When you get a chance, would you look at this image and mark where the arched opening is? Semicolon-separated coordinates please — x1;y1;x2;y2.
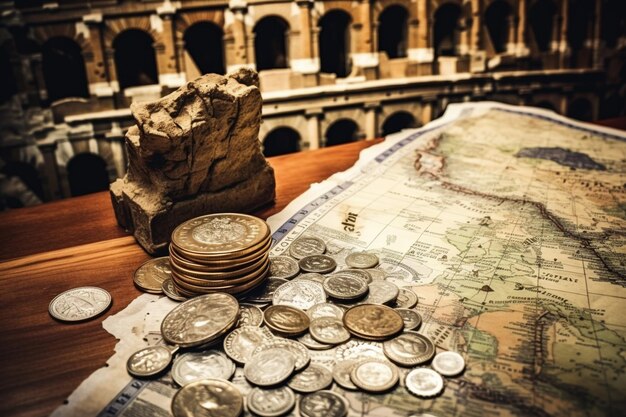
567;0;594;51
0;42;17;103
113;29;158;90
254;16;289;71
262;127;301;157
534;100;558;112
567;98;593;121
183;22;225;75
319;10;352;77
382;112;419;137
602;0;625;49
485;1;513;54
66;153;110;197
434;3;463;57
325;119;360;146
41;37;89;102
378;6;409;59
529;0;557;52
0;162;44;200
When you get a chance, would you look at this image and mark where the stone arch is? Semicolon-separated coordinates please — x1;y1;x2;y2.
381;111;419;136
112;29;159;90
182;21;225;76
377;5;409;59
528;0;558;53
262;127;301;157
318;9;353;78
66;152;110;197
41;37;89;102
433;2;463;57
325;118;361;146
567;97;593;121
31;23;92;55
567;0;594;51
104;16;160;46
484;0;514;54
254;15;290;71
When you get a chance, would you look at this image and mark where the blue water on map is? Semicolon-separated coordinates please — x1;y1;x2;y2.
515;147;606;170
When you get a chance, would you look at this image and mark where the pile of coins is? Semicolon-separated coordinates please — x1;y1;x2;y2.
167;214;272;298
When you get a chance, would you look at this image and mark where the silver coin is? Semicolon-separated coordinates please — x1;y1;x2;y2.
293;272;326;284
287;363;333;393
126;345;172;378
307;302;344;320
237;303;264;327
223;325;274;364
289;236;326;259
350;358;399;392
323;273;369;300
162;278;187;302
298;333;334;350
171;349;235;386
335;339;385;361
161;293;239;347
431;351;465;376
395;308;422;330
299;390;348;417
383;331;436;366
48;286;111;322
394;288;418;308
246;277;289;303
364;268;386;280
362;280;399;305
338;268;372;284
253;338;311;371
247;386;296;417
345;252;379;269
332;359;358;390
171;378;243;417
299;254;337;274
309;317;351;345
244;348;296;386
272;280;326;310
269;256;300;279
405;368;444;397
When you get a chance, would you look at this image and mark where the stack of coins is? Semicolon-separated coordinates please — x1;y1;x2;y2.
168;213;272;298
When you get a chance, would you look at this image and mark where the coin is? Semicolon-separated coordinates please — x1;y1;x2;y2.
293;272;327;284
405;368;444;397
171;378;243;417
299;390;348;417
395;308;422;330
299;254;337;274
126;345;172;378
394;288;418;308
244;347;296;386
382;331;435;366
263;305;310;336
161;293;239;347
332;359;358;390
340;268;373;284
432;351;465;376
169;252;268;281
350;358;399;392
345;252;379;269
289;236;326;259
245;277;289;303
48;286;111;322
323;273;369;300
287;363;333;393
362;280;399;305
133;257;171;293
170;237;271;265
272;280;326;310
307;302;344;320
343;304;404;340
253;338;311;371
298;333;333;350
309;317;351;344
171;349;235;386
335;339;385;361
269;256;300;279
171;261;269;292
237;303;264;327
223;326;274;364
162;278;187;301
364;268;386;280
247;386;296;417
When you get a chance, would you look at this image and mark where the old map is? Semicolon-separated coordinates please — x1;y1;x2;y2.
53;102;626;417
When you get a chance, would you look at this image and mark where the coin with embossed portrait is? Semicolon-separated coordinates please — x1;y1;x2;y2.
223;325;274;364
405;368;444;398
289;236;326;259
323;273;369;300
432;351;465;376
350;358;399;392
133;257;171;294
395;308;422;330
287;363;333;393
272;280;326;310
236;303;264;327
48;286;111;322
269;256;300;279
263;305;310;336
299;390;348;417
343;304;404;340
247;386;296;417
345;252;379;269
244;347;296;386
362;280;399;305
299;254;337;274
171;349;235;386
253;337;311;371
171;378;243;417
393;288;418;308
339;268;373;284
382;331;435;366
307;302;344;320
332;359;359;390
309;317;350;344
126;345;173;378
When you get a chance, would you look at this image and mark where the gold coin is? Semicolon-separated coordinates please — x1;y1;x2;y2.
170;253;269;280
343;304;404;341
171;260;270;288
172;265;270;295
169;239;271;270
133;257;171;293
263;305;310;336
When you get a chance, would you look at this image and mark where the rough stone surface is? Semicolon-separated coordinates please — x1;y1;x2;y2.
110;69;276;254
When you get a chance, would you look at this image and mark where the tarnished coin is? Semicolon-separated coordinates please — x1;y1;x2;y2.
343;304;404;340
263;305;310;336
382;331;435;366
253;338;311;370
287;364;333;393
362;280;399;305
161;292;239;347
405;368;444;398
298;333;333;350
133;257;171;293
299;390;348;417
340;268;373;284
394;288;418;308
171;378;243;417
245;277;288;303
345;252;379;269
395;308;422;330
309;317;351;344
244;347;296;386
323;273;369;300
432;351;465;376
126;345;172;378
247;386;296;417
171;350;235;386
289;236;326;259
272;280;326;310
333;359;358;390
269;256;300;279
237;303;264;327
223;326;274;364
364;268;386;281
350;358;399;392
293;272;326;284
299;255;337;274
162;278;187;302
307;302;344;320
48;286;111;322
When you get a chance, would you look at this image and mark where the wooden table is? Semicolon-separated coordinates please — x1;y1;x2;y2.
0;139;382;417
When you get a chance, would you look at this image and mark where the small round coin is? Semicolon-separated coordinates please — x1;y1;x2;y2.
332;359;359;390
299;390;348;417
343;304;404;340
364;268;386;281
298;333;333;350
340;268;373;284
162;278;187;301
263;305;310;336
48;286;111;322
126;345;172;378
237;303;264;327
133;257;171;293
223;325;274;364
323;273;369;300
299;254;337;274
432;351;466;376
405;368;444;398
269;256;300;279
394;288;418;308
272;280;326;310
289;236;326;259
309;317;351;344
307;302;344;320
244;348;296;386
247;386;296;417
383;331;435;366
287;363;333;393
345;252;379;269
395;308;423;330
362;280;399;305
171;378;243;417
245;277;289;303
253;338;311;371
350;358;399;392
171;350;235;386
